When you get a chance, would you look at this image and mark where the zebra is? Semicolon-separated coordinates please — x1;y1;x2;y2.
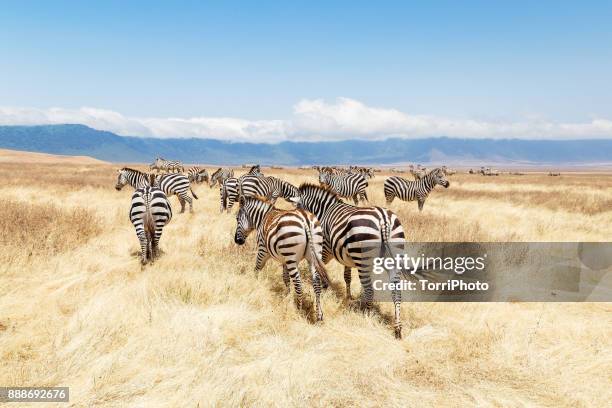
115;168;198;213
239;175;299;204
350;166;374;179
150;157;184;173
441;166;456;176
220;177;239;213
129;182;172;266
209;168;235;188
234;196;329;321
383;168;450;211
408;165;426;180
318;172;368;205
149;157;166;173
187;166;209;184
290;183;406;338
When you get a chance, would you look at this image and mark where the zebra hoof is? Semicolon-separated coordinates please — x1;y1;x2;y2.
394;327;402;339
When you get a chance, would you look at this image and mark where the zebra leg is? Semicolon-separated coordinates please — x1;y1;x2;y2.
182;193;193;212
282;265;291;295
137;231;148;265
357;267;374;309
178;196;186;213
152;231;162;260
385;190;395;205
344;267;352;299
187;196;193;212
287;263;303;310
390;270;402;339
254;251;270;278
311;262;323;321
418;198;425;211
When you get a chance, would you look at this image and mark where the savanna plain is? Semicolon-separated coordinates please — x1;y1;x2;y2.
1;153;611;407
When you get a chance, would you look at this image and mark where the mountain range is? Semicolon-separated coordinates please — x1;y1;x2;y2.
1;124;611;166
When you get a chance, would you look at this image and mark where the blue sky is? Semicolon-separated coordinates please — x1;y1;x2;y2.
1;1;611;141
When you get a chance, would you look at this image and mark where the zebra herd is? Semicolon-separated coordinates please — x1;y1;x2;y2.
115;160;451;338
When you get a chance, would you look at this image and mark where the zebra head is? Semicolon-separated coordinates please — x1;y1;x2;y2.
430;168;450;188
318;171;330;185
234;206;251;245
234;196;259;245
115;169;129;190
209;168;222;188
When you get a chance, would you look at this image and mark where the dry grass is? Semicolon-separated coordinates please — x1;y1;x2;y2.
0;162;611;407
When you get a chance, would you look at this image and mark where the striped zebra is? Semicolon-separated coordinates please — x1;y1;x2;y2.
115;167;198;213
383;168;450;211
219;177;239;213
129;183;172;266
187;166;209;184
234;196;329;321
408;165;426;180
318;172;368;205
350;166;374;179
291;183;406;338
209;168;235;188
239;175;299;204
150;157;184;173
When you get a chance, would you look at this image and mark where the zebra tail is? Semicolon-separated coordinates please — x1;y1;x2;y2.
190;187;199;199
144;200;155;259
305;219;330;286
221;183;228;212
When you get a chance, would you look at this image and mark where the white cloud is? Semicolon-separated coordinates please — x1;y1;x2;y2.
1;98;611;142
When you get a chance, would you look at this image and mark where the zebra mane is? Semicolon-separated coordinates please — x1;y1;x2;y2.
298;183;342;202
120;167;146;175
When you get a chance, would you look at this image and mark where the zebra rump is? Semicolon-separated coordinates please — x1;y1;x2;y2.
130;185;172;265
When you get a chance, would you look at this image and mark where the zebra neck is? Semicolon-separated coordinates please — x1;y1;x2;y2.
251;203;274;228
420;175;435;192
128;170;148;188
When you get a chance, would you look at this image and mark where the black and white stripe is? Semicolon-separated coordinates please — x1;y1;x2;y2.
209;167;235;188
234;196;329;321
384;167;450;211
115;168;199;213
129;185;172;266
239;175;299;204
220;177;239;213
318;172;369;205
292;183;406;338
150;157;184;173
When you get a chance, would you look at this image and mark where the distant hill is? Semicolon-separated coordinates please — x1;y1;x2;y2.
0;148;107;164
1;124;611;165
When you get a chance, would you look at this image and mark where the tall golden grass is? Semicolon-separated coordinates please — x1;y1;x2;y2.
1;162;611;407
